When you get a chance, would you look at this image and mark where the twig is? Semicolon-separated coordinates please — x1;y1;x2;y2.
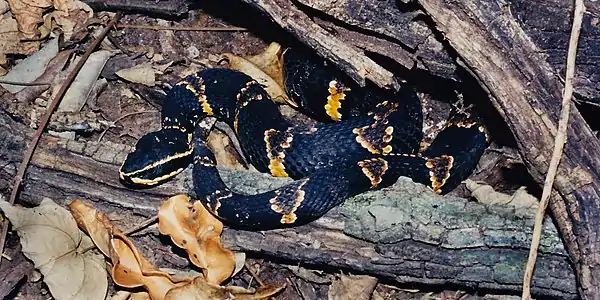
116;24;247;31
521;1;585;299
97;110;159;143
244;262;266;287
0;12;123;264
0;80;51;86
123;216;158;236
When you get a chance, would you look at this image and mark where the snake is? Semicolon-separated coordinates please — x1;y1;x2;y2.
119;47;489;230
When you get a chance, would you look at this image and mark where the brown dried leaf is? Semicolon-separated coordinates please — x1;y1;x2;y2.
6;0;44;53
110;231;190;300
116;63;163;86
0;14;20;56
0;198;107;300
157;195;235;284
328;274;377;300
165;276;285;300
68;199;283;299
6;0;93;53
69;199;114;257
245;42;285;88
465;179;539;214
223;42;295;107
49;0;93;40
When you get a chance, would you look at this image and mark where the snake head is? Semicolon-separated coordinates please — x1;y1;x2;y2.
119;128;193;186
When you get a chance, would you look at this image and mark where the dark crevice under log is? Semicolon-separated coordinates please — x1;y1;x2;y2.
0;95;577;298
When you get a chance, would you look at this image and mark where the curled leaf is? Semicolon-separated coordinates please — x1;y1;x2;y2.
110;231;190;300
69;199;115;257
223;42;295;107
157;195;235;284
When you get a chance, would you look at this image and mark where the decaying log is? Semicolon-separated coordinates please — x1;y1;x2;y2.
273;0;600;101
0;95;577;298
241;0;399;89
416;0;600;298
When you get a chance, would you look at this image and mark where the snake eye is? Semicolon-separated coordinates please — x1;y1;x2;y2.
119;128;194;186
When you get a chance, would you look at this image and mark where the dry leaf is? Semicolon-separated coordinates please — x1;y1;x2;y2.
328;274;377;300
0;37;58;93
157;194;235;284
6;0;92;53
48;0;93;40
110;231;190;300
464;179;539;214
68;199;284;299
0;12;20;56
69;199;114;257
165;276;285;300
223;42;295;107
116;63;165;86
245;42;285;88
0;198;107;300
57;50;115;112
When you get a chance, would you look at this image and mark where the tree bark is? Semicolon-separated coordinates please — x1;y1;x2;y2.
237;0;600;298
417;0;600;298
0;93;577;298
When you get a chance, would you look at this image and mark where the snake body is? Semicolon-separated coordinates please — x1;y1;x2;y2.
119;48;488;230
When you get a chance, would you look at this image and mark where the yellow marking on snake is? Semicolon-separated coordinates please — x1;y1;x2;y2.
324;80;350;121
127;167;185;185
353;126;379;154
207;190;233;215
264;129;293;177
119;147;194;179
358;158;389;187
425;155;454;194
269;179;310;224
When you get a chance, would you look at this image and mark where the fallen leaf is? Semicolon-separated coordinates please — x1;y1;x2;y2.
68;199;285;299
110;231;190;300
0;198;107;300
245;42;284;88
0;12;20;57
0;37;58;93
69;199;115;257
464;179;539;214
223;42;295;107
116;63;166;86
6;0;45;53
6;0;92;53
157;195;235;284
48;0;93;40
328;274;377;300
57;50;116;112
165;276;285;300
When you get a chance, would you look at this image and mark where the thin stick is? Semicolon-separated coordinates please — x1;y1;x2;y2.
0;80;52;86
97;110;159;142
0;13;122;264
123;216;158;236
116;24;247;31
244;262;266;287
521;1;585;299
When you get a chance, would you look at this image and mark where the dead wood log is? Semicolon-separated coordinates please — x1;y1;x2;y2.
415;0;600;298
0;95;577;298
288;0;600;101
